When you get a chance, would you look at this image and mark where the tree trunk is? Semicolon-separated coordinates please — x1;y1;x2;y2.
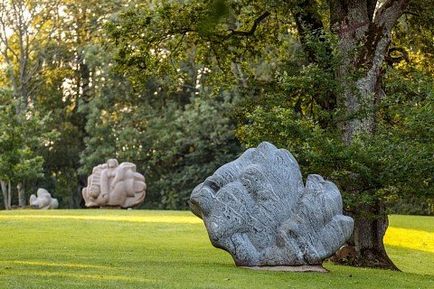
71;174;86;208
332;202;398;270
1;180;7;209
292;1;410;269
17;182;26;208
328;0;409;269
352;203;398;269
1;180;11;210
8;180;11;209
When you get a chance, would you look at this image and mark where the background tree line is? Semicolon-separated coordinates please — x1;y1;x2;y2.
0;0;432;269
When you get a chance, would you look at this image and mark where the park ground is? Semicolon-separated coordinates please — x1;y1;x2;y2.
0;210;432;289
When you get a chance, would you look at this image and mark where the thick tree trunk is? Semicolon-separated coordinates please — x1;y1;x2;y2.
328;0;409;269
352;203;398;269
332;203;398;270
17;182;26;208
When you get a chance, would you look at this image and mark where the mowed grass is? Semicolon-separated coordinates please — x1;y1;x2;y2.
0;210;432;289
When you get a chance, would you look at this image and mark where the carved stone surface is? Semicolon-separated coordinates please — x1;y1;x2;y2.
189;142;354;267
30;188;59;209
82;159;146;208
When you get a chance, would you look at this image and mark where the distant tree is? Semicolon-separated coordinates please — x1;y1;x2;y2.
0;0;59;113
0;0;128;208
79;1;247;208
0;0;60;206
0;89;49;209
40;0;125;207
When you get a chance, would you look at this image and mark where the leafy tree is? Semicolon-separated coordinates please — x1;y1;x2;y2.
0;0;59;113
0;89;51;209
0;0;60;206
235;0;433;269
27;0;126;207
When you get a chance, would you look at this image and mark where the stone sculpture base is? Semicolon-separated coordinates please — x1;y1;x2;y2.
241;265;328;273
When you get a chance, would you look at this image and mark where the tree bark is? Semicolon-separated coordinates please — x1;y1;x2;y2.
1;180;11;210
332;203;398;270
351;203;398;269
17;182;26;208
8;180;11;209
1;180;7;209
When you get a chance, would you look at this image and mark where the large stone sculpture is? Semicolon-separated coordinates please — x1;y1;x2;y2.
82;159;146;208
189;142;354;268
30;188;59;209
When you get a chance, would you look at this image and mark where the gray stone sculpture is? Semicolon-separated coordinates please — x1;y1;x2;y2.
189;142;354;267
82;159;146;208
30;188;59;209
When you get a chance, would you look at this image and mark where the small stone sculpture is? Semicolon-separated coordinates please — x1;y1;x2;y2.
30;188;59;209
82;159;146;208
190;142;354;267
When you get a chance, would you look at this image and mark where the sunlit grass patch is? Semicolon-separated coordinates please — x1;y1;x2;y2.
0;260;107;269
384;214;434;276
0;212;201;224
384;227;434;253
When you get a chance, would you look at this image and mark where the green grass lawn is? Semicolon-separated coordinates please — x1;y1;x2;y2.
0;210;432;289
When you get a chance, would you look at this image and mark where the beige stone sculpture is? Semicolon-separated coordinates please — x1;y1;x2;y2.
30;188;59;209
82;159;146;208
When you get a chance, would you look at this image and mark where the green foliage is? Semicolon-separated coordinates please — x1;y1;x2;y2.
82;89;241;208
22;0;130;207
83;0;277;208
0;89;54;201
387;196;434;216
237;58;434;214
142;97;240;209
66;0;434;213
104;0;299;102
237;105;375;211
374;67;434;214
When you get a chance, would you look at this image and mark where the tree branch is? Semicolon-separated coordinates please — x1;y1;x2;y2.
367;0;378;21
224;11;270;39
374;0;410;31
355;0;409;68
